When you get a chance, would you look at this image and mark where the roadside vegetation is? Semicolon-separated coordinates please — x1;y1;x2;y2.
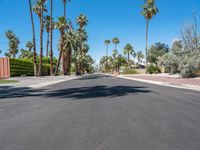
1;0;94;77
99;0;200;78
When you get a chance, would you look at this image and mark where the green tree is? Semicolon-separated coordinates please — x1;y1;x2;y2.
26;41;34;52
148;42;169;65
104;39;111;71
142;0;159;73
76;14;88;74
5;30;20;58
33;0;47;76
54;16;67;75
63;29;79;74
114;54;126;72
28;0;37;77
112;37;120;50
19;49;33;59
123;44;135;67
137;51;144;63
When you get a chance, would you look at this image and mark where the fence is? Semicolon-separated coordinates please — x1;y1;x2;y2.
0;58;10;79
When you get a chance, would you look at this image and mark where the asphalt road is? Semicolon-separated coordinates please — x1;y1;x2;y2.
0;74;200;150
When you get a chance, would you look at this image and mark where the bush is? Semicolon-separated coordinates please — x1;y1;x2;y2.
10;58;50;76
147;64;160;74
178;55;200;78
121;69;138;74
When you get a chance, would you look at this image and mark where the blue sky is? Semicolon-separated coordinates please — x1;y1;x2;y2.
0;0;200;63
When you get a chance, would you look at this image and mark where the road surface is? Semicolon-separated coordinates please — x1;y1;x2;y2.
0;74;200;150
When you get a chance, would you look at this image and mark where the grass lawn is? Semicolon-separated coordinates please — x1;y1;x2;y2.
0;79;19;84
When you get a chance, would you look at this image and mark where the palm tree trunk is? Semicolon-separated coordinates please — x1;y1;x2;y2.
54;32;64;75
62;51;66;75
38;7;44;76
128;53;130;67
46;32;50;57
66;48;72;75
145;18;149;74
50;0;53;76
28;0;37;77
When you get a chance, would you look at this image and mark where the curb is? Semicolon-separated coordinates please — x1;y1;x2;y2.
118;76;200;92
102;74;200;92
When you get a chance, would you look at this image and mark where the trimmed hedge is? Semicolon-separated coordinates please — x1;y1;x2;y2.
10;58;50;76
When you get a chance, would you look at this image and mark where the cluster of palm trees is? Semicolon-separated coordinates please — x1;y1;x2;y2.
101;0;158;73
28;0;92;76
100;38;145;73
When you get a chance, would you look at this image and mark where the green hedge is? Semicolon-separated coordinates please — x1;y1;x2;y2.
10;58;50;76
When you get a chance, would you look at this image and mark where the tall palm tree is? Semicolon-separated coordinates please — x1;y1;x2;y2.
123;44;135;67
105;40;110;58
26;41;34;52
64;29;79;74
62;0;70;75
142;0;159;73
76;14;88;74
137;51;144;64
44;15;51;57
33;0;47;76
54;16;67;75
112;38;120;50
28;0;37;77
62;0;70;17
104;39;110;72
50;0;53;75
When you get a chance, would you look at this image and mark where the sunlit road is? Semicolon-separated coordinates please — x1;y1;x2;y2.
0;74;200;150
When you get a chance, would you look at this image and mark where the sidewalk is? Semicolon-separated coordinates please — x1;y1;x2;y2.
0;75;79;88
116;74;200;92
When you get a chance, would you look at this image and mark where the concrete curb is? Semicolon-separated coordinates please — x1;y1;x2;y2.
103;74;200;92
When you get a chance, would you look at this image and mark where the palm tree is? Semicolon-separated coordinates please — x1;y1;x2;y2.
28;0;37;77
142;0;159;73
5;30;20;58
26;41;34;52
76;14;88;74
62;0;70;17
44;15;51;57
137;51;144;64
50;0;53;75
104;40;110;72
112;38;120;50
123;44;135;67
33;0;47;76
64;29;79;74
54;16;67;75
62;0;71;75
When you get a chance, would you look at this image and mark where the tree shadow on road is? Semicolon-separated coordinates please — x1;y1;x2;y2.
43;85;151;99
0;85;151;100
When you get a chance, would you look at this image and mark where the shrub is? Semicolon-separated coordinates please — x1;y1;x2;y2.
121;69;138;74
147;64;160;74
178;55;200;78
10;58;50;76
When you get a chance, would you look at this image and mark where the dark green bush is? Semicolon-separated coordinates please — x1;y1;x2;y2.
147;64;160;74
10;58;50;76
